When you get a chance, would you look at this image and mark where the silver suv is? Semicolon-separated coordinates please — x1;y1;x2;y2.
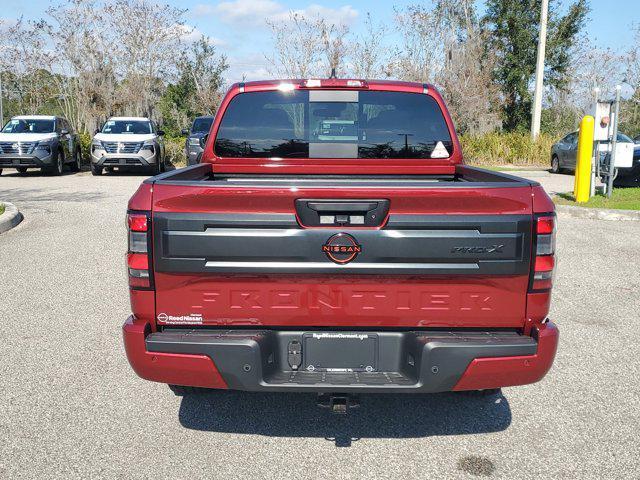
0;115;81;176
90;117;166;176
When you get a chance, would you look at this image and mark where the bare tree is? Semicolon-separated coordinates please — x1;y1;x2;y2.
391;5;444;83
392;1;500;133
185;37;229;115
3;19;68;117
437;1;501;133
105;0;187;118
350;13;392;79
267;11;352;78
43;0;119;132
624;25;640;90
320;21;350;77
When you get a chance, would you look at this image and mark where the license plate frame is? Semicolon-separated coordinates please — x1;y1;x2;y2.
302;332;378;372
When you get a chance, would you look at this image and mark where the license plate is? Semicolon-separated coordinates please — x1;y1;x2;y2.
303;332;378;372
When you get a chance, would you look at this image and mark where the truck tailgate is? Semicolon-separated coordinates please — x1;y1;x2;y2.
150;174;534;329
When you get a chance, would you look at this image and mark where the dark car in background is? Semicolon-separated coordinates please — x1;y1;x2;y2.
0;115;81;176
182;115;214;165
550;131;634;174
551;131;640;186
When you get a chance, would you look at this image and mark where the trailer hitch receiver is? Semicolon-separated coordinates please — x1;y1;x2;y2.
317;393;361;414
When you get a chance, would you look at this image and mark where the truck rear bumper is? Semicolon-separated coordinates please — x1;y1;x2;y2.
122;316;558;393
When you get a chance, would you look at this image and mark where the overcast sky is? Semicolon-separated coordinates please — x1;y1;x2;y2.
1;0;638;82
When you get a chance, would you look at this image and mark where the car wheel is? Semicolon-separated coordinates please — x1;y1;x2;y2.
551;155;561;174
70;149;81;172
47;150;63;176
17;167;28;174
91;164;103;176
160;158;166;173
0;168;3;176
152;160;161;176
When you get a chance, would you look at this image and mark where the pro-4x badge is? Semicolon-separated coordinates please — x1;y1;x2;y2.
322;233;362;264
451;244;505;254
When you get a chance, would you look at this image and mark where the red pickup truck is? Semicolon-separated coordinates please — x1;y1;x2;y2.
123;79;558;410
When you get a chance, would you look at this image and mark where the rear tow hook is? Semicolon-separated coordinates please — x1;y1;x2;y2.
317;393;360;414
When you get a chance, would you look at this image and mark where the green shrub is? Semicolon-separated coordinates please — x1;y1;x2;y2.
78;132;93;164
164;136;187;168
459;132;555;166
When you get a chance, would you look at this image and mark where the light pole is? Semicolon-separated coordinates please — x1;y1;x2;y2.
531;0;549;140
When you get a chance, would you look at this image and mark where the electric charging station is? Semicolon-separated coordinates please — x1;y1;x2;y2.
590;87;634;198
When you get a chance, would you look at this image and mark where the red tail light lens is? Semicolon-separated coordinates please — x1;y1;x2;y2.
127;212;152;289
531;214;556;292
536;216;555;235
128;214;148;232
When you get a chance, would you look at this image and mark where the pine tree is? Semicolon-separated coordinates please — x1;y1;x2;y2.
483;0;589;131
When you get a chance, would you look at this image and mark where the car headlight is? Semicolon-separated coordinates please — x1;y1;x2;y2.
188;137;201;146
35;138;55;151
141;141;155;153
91;140;104;153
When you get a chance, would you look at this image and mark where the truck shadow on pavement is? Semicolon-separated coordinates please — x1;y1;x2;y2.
178;390;511;447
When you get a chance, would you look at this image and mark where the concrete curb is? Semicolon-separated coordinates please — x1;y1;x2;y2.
556;204;640;221
0;202;23;234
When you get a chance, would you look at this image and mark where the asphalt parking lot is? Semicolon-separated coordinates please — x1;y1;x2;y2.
0;168;638;479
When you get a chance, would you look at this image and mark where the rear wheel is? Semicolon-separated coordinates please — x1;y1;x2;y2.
91;164;103;176
551;155;561;174
152;160;161;175
17;167;27;174
47;150;63;176
0;169;3;176
70;149;81;172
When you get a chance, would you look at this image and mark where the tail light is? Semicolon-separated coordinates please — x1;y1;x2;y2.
530;214;556;291
127;211;153;289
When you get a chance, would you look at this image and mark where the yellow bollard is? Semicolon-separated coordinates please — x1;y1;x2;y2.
573;115;594;203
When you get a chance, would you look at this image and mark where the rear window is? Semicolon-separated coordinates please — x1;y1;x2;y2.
192;117;214;133
214;90;453;159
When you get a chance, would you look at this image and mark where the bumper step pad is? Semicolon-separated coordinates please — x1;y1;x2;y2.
267;370;414;386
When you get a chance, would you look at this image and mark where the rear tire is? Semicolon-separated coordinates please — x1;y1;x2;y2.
70;149;81;172
91;164;103;176
47;151;63;176
551;155;561;174
168;384;213;396
17;167;27;174
0;169;3;176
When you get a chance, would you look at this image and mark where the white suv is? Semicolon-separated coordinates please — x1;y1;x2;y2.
90;117;166;176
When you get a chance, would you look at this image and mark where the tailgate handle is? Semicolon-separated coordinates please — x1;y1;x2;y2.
295;199;389;227
307;201;379;213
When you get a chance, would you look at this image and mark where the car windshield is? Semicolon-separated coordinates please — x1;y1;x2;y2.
617;133;632;143
192;117;213;133
2;118;55;133
214;90;453;159
102;120;152;134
